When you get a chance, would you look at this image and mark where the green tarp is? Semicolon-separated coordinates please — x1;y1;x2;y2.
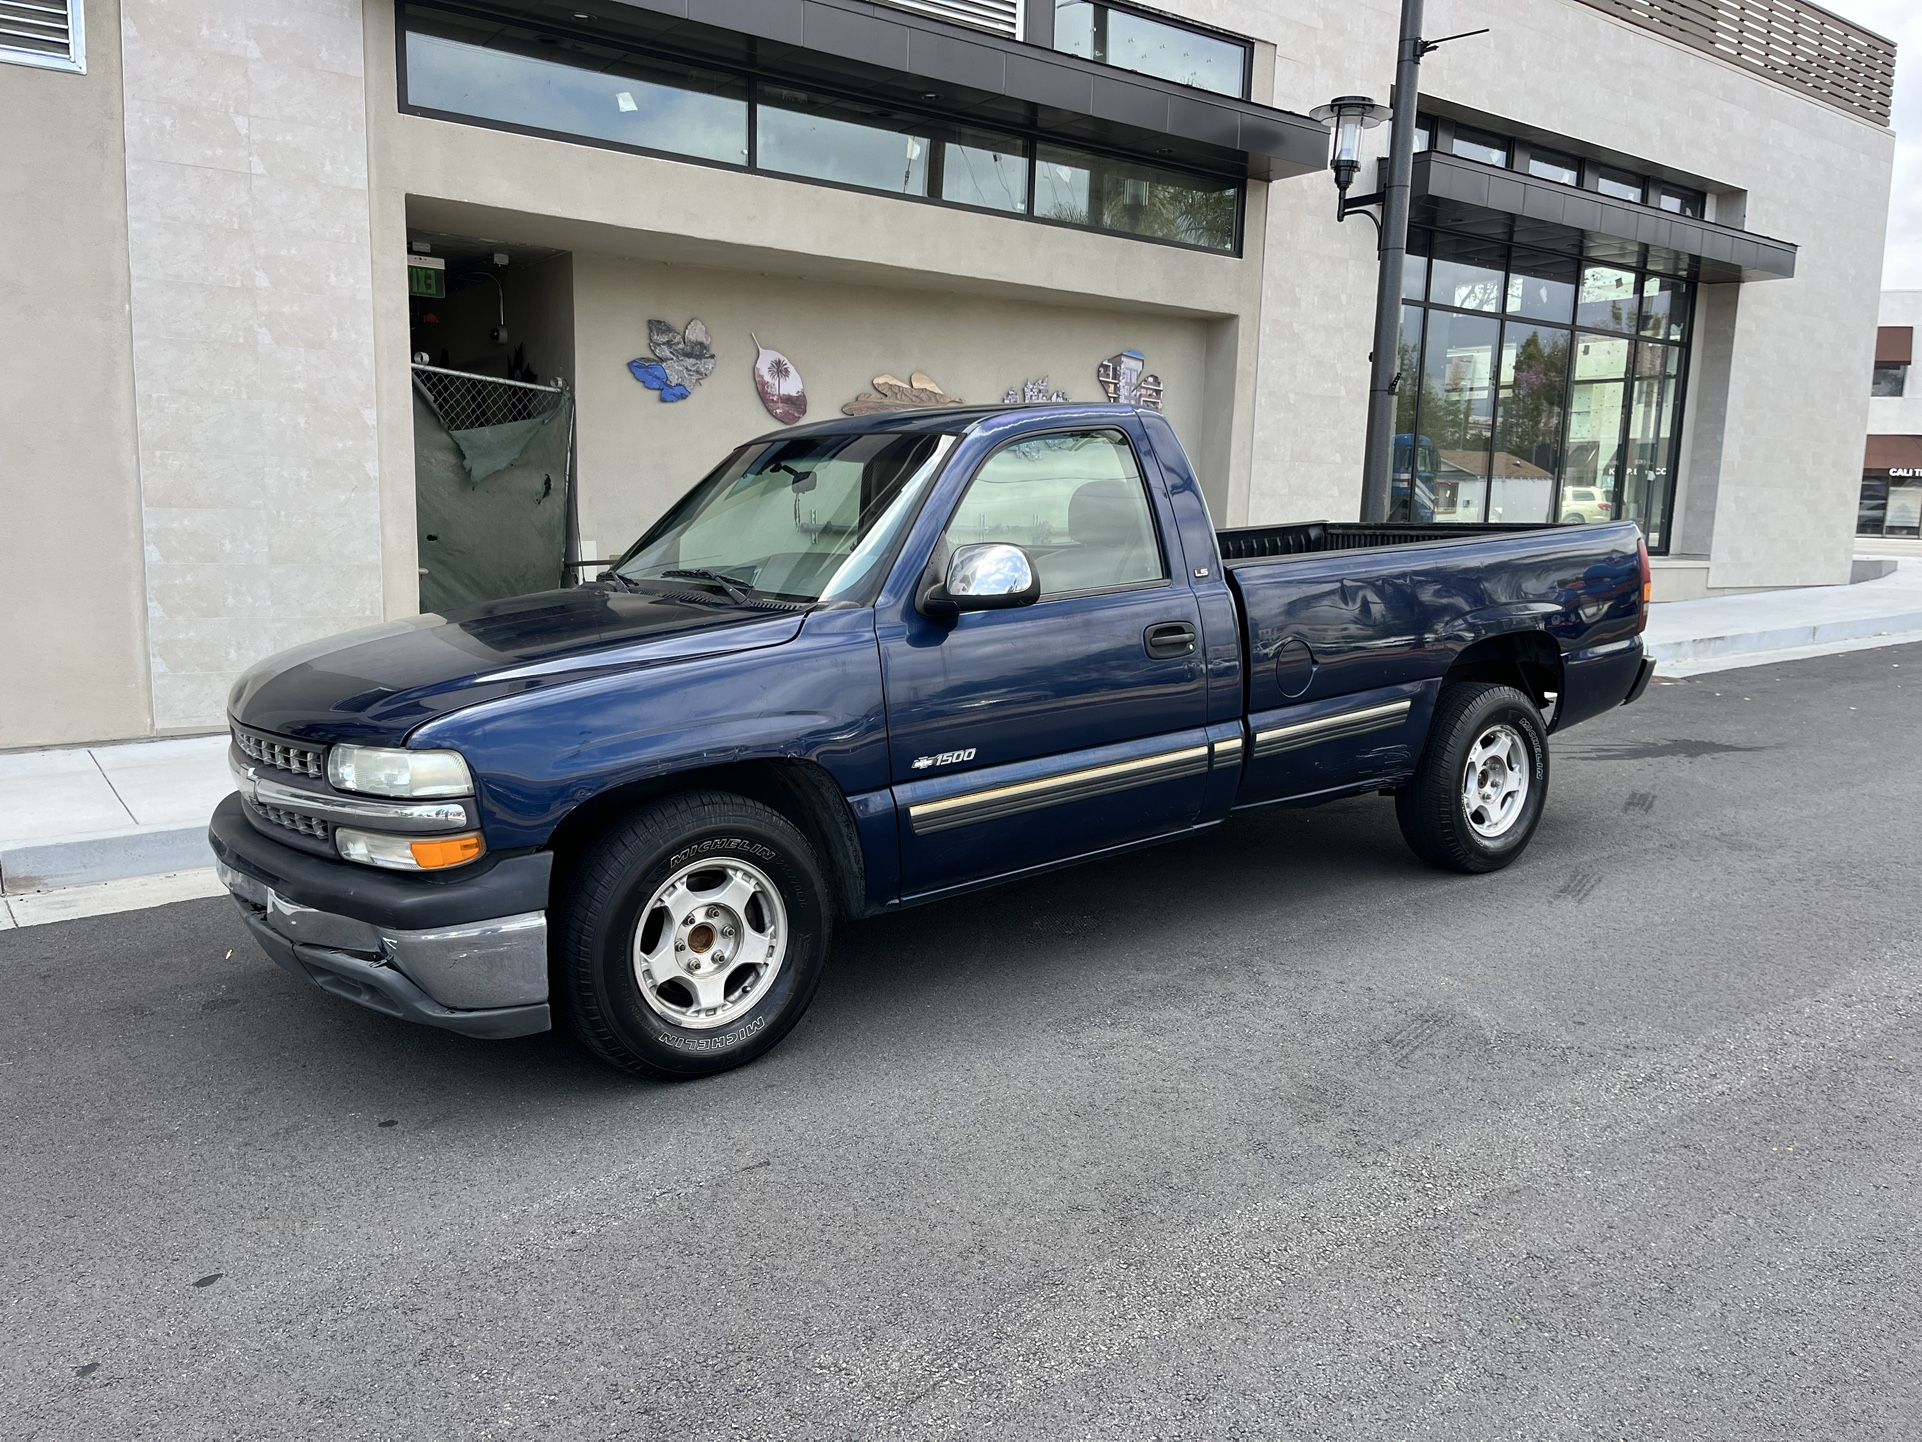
413;391;572;614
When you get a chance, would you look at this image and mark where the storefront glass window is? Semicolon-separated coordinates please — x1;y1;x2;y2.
1563;334;1630;523
1596;166;1647;203
758;89;932;194
1858;479;1890;534
1053;2;1249;98
1625;345;1680;550
1429;238;1504;313
1656;185;1706;218
756;91;1029;214
403;11;748;164
1577;265;1640;333
1419;310;1501;519
1505;250;1578;325
1861;474;1922;537
1396;229;1693;548
1394;305;1433;518
1883;478;1922;536
1639;275;1691;343
1451;126;1510;167
399;4;1240;254
1527;148;1581;186
1035;144;1238;251
940;134;1030;213
1490;324;1571;523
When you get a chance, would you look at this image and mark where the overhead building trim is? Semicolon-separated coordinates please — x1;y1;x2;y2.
1411;151;1797;283
531;0;1331;180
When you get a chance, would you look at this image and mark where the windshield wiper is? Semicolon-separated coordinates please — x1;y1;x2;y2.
595;570;640;593
658;567;756;605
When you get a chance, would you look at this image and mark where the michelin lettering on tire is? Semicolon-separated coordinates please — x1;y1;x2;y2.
656;1015;767;1051
670;837;777;867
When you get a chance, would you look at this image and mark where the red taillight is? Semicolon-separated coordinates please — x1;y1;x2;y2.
1636;536;1652;633
1598;502;1612;514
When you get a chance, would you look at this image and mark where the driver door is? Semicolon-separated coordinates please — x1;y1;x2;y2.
878;425;1210;898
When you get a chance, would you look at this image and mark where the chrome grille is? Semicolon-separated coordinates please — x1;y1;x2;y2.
233;725;325;779
251;801;332;842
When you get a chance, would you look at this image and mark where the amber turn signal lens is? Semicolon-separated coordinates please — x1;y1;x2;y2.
408;833;486;869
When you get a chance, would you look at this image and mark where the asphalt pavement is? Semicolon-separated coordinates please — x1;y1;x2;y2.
4;644;1918;1440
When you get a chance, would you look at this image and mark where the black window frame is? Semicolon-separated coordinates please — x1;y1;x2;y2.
1448;123;1511;168
396;0;1246;258
1593;165;1647;204
1047;0;1254;101
1655;182;1706;218
937;425;1175;603
1395;221;1696;554
1419;114;1711;222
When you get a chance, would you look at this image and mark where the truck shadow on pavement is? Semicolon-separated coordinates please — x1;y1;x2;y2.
4;794;1441;1139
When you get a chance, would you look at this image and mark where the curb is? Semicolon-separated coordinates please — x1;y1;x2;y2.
0;823;211;897
1645;609;1922;665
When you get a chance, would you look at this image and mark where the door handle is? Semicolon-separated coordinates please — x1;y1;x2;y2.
1144;621;1198;659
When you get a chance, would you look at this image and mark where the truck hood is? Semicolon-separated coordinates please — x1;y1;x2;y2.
228;587;808;743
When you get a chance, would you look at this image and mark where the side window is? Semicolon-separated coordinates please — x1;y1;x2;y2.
943;429;1166;598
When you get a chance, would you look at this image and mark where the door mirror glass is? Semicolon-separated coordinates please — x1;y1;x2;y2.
922;542;1039;617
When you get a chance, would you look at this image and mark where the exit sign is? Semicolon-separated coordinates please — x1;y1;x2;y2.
408;254;445;299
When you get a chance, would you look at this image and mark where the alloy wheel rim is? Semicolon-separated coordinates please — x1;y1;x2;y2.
631;858;787;1030
1461;723;1530;839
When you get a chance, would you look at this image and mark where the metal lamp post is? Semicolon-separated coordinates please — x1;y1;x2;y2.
1317;1;1486;524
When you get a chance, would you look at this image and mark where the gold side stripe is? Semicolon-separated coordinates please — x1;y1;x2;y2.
909;744;1211;822
1254;699;1411;749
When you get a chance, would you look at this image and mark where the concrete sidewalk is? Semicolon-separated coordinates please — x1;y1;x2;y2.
4;557;1918;913
0;735;230;899
1644;556;1922;671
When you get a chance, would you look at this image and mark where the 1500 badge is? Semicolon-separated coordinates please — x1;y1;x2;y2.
911;748;977;770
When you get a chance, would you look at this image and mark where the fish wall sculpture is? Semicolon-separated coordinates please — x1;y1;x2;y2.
841;372;964;416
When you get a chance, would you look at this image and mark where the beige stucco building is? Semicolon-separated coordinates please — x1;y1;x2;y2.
0;0;1899;747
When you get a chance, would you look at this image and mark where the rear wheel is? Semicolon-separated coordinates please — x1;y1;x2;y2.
1396;683;1550;873
556;792;831;1079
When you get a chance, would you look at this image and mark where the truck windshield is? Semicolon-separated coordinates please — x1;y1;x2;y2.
613;432;955;605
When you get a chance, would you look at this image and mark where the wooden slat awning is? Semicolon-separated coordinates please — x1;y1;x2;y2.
1876;327;1913;365
1863;434;1922;473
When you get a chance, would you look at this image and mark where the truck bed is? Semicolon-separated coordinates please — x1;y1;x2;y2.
1217;519;1564;563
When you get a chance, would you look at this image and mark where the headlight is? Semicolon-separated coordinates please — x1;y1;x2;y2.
327;745;473;798
336;827;486;871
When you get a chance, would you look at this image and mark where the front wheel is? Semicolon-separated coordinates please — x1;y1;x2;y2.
556;792;832;1079
1396;683;1550;873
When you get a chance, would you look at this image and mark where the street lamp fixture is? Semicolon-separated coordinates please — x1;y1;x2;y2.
1315;2;1490;525
1309;96;1389;221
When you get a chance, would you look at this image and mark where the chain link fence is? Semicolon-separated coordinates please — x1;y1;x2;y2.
410;363;569;432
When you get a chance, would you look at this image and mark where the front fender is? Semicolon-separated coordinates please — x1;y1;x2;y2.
410;609;888;850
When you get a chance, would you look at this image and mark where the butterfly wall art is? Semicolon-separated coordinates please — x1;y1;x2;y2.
627;318;716;403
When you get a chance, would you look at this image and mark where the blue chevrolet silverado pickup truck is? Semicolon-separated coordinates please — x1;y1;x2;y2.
211;404;1654;1078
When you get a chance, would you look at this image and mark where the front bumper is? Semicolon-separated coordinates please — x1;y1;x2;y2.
209;794;553;1039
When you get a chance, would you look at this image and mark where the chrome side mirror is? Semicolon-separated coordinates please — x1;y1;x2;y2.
919;542;1040;618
